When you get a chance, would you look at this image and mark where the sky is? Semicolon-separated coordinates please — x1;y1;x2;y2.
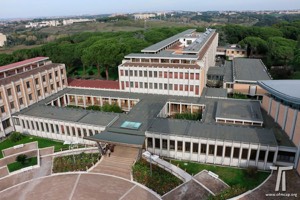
1;0;300;19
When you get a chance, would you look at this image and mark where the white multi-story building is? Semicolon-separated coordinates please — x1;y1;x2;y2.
0;33;7;47
118;29;219;97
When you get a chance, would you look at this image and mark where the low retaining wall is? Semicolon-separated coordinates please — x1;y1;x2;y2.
2;142;38;157
0;166;9;178
0;150;38;168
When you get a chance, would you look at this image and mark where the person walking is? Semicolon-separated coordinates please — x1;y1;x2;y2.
107;148;111;157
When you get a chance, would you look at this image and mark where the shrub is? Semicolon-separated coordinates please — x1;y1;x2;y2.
86;105;101;111
16;154;28;165
88;70;94;76
174;112;202;121
102;103;123;113
245;166;258;177
9;132;24;143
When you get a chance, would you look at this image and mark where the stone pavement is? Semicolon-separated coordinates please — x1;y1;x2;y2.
0;173;161;200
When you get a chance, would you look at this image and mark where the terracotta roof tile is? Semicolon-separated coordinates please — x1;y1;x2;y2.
68;78;120;90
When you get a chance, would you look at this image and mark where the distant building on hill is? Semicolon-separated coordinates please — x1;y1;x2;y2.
0;33;7;47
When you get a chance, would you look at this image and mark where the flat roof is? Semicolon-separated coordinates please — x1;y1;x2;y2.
86;131;145;148
68;78;120;90
215;100;263;122
13;87;290;147
233;58;271;82
207;66;225;76
125;51;198;60
183;29;216;53
258;80;300;105
122;62;200;69
223;61;233;83
202;88;227;98
17;105;118;127
147;119;277;146
0;57;49;73
141;29;195;53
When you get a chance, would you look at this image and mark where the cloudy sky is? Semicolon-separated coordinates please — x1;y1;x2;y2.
1;0;300;19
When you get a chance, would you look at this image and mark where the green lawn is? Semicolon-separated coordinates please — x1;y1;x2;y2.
0;134;69;158
132;159;183;195
170;160;270;199
7;157;38;172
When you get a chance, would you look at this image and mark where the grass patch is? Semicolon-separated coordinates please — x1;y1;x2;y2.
132;159;183;195
170;160;270;199
67;103;123;113
0;132;69;158
7;157;38;172
52;152;100;173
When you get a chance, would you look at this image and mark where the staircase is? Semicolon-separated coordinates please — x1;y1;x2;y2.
91;146;139;180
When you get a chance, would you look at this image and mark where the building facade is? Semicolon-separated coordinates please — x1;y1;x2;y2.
0;33;7;47
119;29;219;97
0;57;68;137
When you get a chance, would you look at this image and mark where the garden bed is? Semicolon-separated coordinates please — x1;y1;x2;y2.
169;160;270;199
132;159;183;195
52;152;100;173
7;157;38;172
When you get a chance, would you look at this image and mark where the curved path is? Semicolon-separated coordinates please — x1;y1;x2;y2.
0;173;161;200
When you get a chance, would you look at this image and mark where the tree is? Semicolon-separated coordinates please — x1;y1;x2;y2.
239;37;268;56
267;37;297;66
16;154;27;165
9;132;24;142
82;39;131;79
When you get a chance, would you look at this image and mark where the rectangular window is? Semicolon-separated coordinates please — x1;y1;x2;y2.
225;147;231;157
16;85;21;92
31;121;35;130
267;151;275;163
241;149;248;159
154;83;158;89
7;88;11;96
201;144;207;154
44;87;48;93
217;146;223;156
209;145;215;155
149;83;153;89
0;106;5;113
144;71;147;77
159;83;162;90
169;84;173;90
42;75;46;82
55;71;58;77
125;70;128;76
195;73;200;80
41;122;44;131
49;73;52;80
149;71;152;77
155;138;160;148
258;150;266;161
154;71;157;77
147;138;153;148
170;140;175;150
139;82;143;88
129;70;133;76
193;143;198;153
162;139;167;150
250;149;257;161
29;94;32;101
185;142;190;152
164;84;168;90
10;102;14;109
177;141;183;151
35;78;39;85
19;98;23;105
37;90;41;96
36;122;39;131
26;81;30;89
159;71;163;78
139;71;143;77
134;70;137;77
51;84;54;90
233;148;240;158
144;83;148;89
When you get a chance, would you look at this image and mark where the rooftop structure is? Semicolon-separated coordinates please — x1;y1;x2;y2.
258;80;300;106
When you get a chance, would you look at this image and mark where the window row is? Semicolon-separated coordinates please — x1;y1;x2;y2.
18;118;99;138
120;69;200;80
147;138;275;162
122;81;199;92
0;79;65;100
